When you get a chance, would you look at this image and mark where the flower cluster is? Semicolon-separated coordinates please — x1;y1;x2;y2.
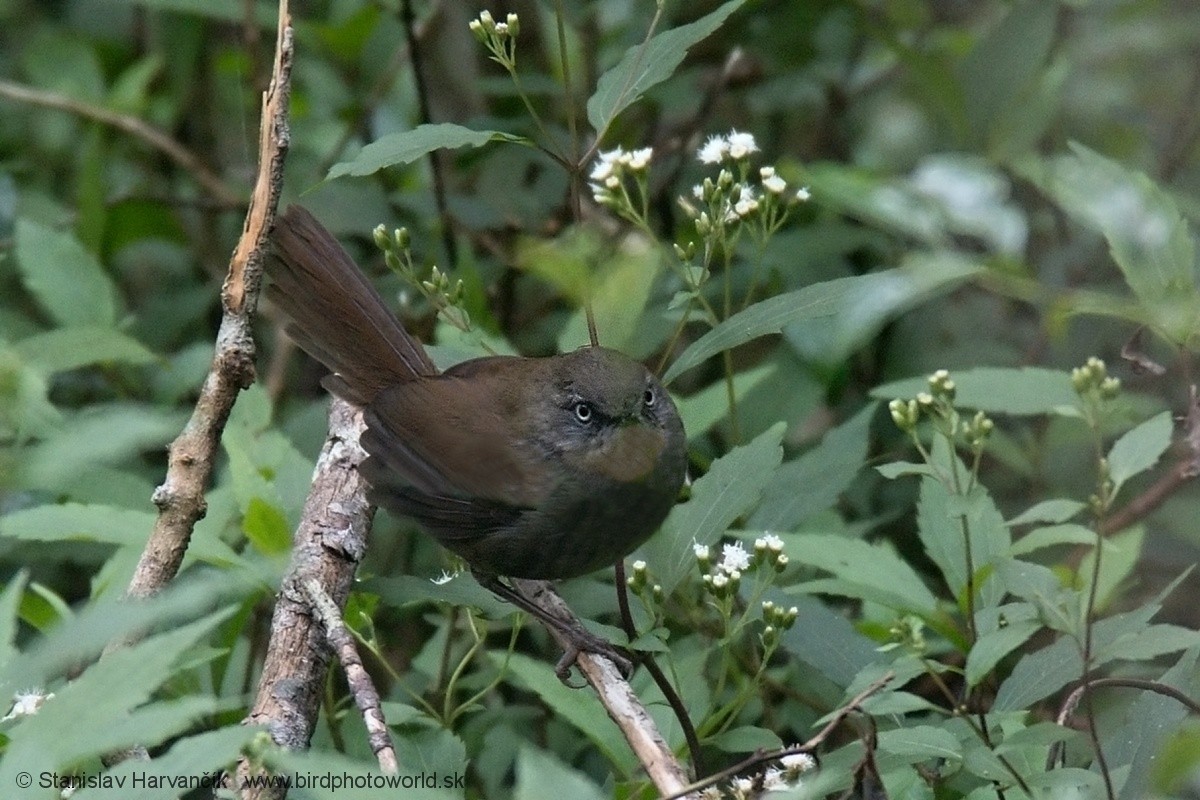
695;535;790;600
468;10;520;65
888;368;994;452
373;223;471;333
588;146;654;224
699;746;816;798
1071;356;1121;399
2;688;53;721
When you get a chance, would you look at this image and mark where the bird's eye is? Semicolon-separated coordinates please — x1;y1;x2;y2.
643;387;657;407
573;401;593;423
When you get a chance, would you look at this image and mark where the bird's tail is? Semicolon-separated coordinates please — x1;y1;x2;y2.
266;205;437;404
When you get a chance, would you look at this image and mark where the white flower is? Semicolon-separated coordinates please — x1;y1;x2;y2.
711;573;729;590
796;185;811;202
781;751;816;772
494;22;508;34
692;184;704;200
698;134;728;164
590;148;624;181
734;187;759;217
762;767;786;791
720;541;751;573
760;165;777;178
604;175;620;189
479;9;494;26
693;542;710;560
430;570;456;586
628;147;653;170
763;174;787;194
761;533;784;551
3;689;53;721
733;776;755;796
727;130;759;159
632;560;647;571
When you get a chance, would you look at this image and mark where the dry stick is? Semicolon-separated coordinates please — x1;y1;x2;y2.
238;400;375;800
0;79;243;209
511;579;696;799
303;577;399;775
122;6;292;600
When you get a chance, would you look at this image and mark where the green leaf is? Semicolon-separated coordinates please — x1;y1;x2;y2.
364;574;512;619
707;726;782;754
637;424;784;592
778;595;881;688
1106;647;1200;800
498;653;633;773
749;404;874;530
515;747;606;800
1010;524;1097;556
782;533;938;615
675;363;776;438
0;611;231;785
328;123;528;179
966;618;1041;688
1008;499;1086;526
916;441;1011;611
1078;525;1143;611
1108;410;1173;496
14;218;120;328
242;497;292;556
0;573;28;670
876;725;962;763
957;0;1058;146
1019;144;1199;341
587;0;748;133
0;503;154;546
873;367;1079;416
876;461;937;479
72;726;264;800
14;326;156;374
665;254;979;384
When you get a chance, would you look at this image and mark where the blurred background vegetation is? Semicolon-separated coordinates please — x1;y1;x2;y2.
3;0;1200;797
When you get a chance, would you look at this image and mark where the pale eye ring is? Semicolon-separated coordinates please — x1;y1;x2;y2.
573;401;593;423
643;387;656;407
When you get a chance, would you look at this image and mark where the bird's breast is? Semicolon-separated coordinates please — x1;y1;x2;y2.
562;424;667;483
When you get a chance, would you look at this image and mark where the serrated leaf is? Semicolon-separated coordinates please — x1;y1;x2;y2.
14;326;156;374
665;255;979;384
877;725;962;762
749;404;873;530
1108;410;1173;496
966;620;1040;688
873;366;1078;416
1008;498;1086;526
637;424;784;592
14;218;119;327
782;533;938;615
587;0;748;133
1010;523;1097;556
1019;144;1200;342
328;123;528;179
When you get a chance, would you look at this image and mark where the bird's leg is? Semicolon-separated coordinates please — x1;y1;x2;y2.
474;572;633;681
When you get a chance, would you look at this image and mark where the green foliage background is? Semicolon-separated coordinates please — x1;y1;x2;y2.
2;0;1200;797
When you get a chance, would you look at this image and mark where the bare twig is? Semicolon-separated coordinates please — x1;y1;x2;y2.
511;579;696;798
1048;676;1200;769
0;79;243;209
239;400;375;799
123;2;292;599
304;578;398;774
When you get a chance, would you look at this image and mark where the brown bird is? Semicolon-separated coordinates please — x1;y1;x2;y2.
266;206;687;670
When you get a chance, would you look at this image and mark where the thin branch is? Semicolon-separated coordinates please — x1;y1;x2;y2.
122;2;292;600
510;579;696;798
238;400;375;799
0;79;244;209
304;577;398;774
